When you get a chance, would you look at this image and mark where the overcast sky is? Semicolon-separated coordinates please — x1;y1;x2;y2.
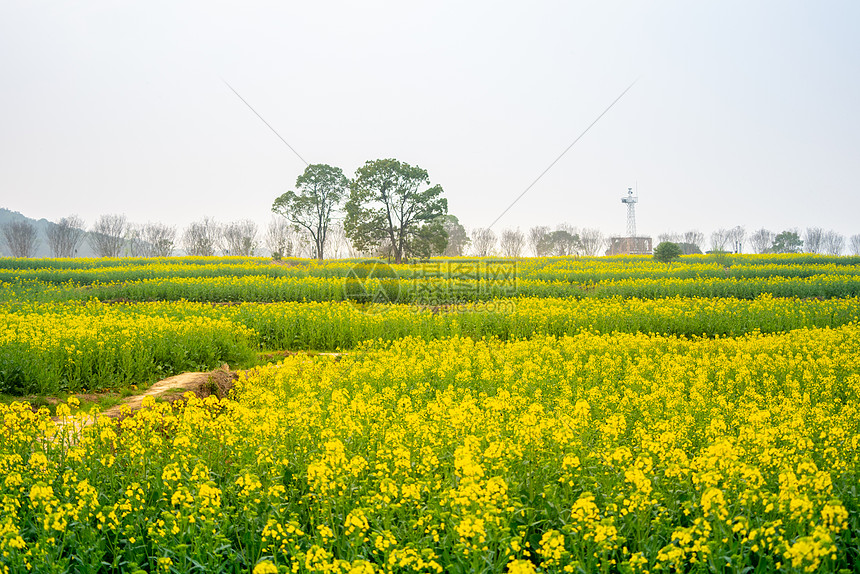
2;1;859;243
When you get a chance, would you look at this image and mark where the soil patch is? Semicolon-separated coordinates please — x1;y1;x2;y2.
99;365;237;418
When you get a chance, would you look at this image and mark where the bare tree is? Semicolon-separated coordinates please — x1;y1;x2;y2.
749;229;775;254
471;228;497;257
822;230;845;256
265;217;294;259
579;228;605;256
498;228;525;258
727;226;746;253
89;214;127;258
324;221;349;259
683;230;705;252
710;228;730;252
665;230;705;255
46;215;86;258
528;226;551;257
293;234;314;258
345;241;364;258
850;234;860;256
137;223;176;257
2;220;39;258
222;220;259;256
124;224;146;257
182;217;222;256
804;227;825;254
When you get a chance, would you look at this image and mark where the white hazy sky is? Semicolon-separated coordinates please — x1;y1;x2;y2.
2;1;859;243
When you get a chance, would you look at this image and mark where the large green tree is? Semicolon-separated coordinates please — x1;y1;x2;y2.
272;164;348;261
772;230;803;254
345;159;447;263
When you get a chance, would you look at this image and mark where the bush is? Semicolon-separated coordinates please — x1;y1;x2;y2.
653;241;682;263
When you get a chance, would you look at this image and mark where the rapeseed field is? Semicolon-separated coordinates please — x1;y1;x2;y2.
0;255;858;572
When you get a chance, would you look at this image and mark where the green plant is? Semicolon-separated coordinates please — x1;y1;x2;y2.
653;241;682;263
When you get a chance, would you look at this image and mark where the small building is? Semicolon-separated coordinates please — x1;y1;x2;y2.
605;236;653;256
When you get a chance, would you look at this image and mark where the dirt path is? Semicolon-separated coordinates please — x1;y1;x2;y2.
99;367;237;419
50;367;237;433
52;352;344;428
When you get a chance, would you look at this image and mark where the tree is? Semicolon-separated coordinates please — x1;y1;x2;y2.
273;164;348;261
772;229;803;254
579;228;605;256
540;229;580;256
653;241;683;263
322;223;341;259
683;230;705;253
677;243;702;255
749;228;775;254
141;223;176;257
804;227;825;254
265;216;294;259
46;215;86;258
89;214;127;258
822;230;844;256
2;220;39;258
499;228;525;258
528;226;551;257
660;231;700;254
556;224;580;253
345;159;447;263
850;234;860;256
658;232;681;244
727;226;746;253
709;228;730;252
441;215;469;257
223;220;259;256
124;224;146;257
182;217;222;256
471;228;497;257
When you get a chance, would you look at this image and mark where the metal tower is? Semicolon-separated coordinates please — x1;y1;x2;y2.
621;187;638;237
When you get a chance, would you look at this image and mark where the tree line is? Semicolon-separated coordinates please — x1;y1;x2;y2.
272;159;616;261
3;163;860;259
4;213;859;260
5;210;859;260
0;215;271;259
656;226;857;256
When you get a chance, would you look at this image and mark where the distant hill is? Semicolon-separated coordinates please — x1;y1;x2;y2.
0;208;98;257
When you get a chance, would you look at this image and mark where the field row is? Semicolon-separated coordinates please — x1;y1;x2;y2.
2;329;858;572
1;253;859;271
2;256;860;288
5;272;860;305
2;296;859;395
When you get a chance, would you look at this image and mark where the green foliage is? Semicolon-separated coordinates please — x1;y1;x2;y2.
772;230;804;253
538;230;581;256
653;241;683;263
440;215;469;256
272;164;348;260
677;242;702;255
344;159;447;263
5;255;860;394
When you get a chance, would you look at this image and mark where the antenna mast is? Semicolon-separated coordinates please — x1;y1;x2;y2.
621;187;638;237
